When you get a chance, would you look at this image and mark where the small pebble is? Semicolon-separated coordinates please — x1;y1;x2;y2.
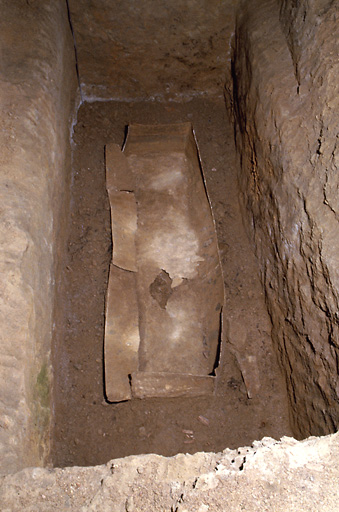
138;426;147;437
198;415;210;426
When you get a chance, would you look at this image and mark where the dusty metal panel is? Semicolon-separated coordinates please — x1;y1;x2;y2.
106;144;138;272
105;123;224;401
110;191;137;272
105;144;135;191
104;146;139;402
131;372;216;399
104;264;139;402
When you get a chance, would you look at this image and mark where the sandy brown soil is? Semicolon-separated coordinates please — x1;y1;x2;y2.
51;97;292;468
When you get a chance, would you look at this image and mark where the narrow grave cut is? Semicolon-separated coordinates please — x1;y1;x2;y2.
52;99;292;468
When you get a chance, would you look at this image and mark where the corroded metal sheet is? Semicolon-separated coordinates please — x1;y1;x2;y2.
105;145;137;271
105;143;134;191
104;123;224;401
131;372;216;399
111;191;137;272
104;146;139;402
104;264;139;402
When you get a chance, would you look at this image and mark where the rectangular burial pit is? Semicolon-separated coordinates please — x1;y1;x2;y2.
52;98;292;468
105;123;223;402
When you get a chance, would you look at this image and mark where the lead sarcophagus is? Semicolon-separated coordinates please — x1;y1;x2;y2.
104;123;224;402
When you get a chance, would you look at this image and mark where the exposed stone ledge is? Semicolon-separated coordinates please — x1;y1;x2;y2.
1;432;338;511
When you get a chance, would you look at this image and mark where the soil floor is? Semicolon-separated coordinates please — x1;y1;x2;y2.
51;97;292;468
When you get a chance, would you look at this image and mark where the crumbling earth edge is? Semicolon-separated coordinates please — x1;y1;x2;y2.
1;432;338;511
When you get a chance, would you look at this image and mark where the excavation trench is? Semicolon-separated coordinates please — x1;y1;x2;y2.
51;98;292;468
1;0;338;483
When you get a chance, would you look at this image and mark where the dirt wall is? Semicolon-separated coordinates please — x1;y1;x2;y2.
0;0;77;474
67;0;238;101
231;0;339;437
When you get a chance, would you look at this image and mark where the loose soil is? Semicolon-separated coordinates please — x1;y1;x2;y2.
51;97;292;468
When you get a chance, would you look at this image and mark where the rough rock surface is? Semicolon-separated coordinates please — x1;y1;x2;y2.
231;0;339;437
0;0;77;474
1;432;339;511
67;0;238;101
